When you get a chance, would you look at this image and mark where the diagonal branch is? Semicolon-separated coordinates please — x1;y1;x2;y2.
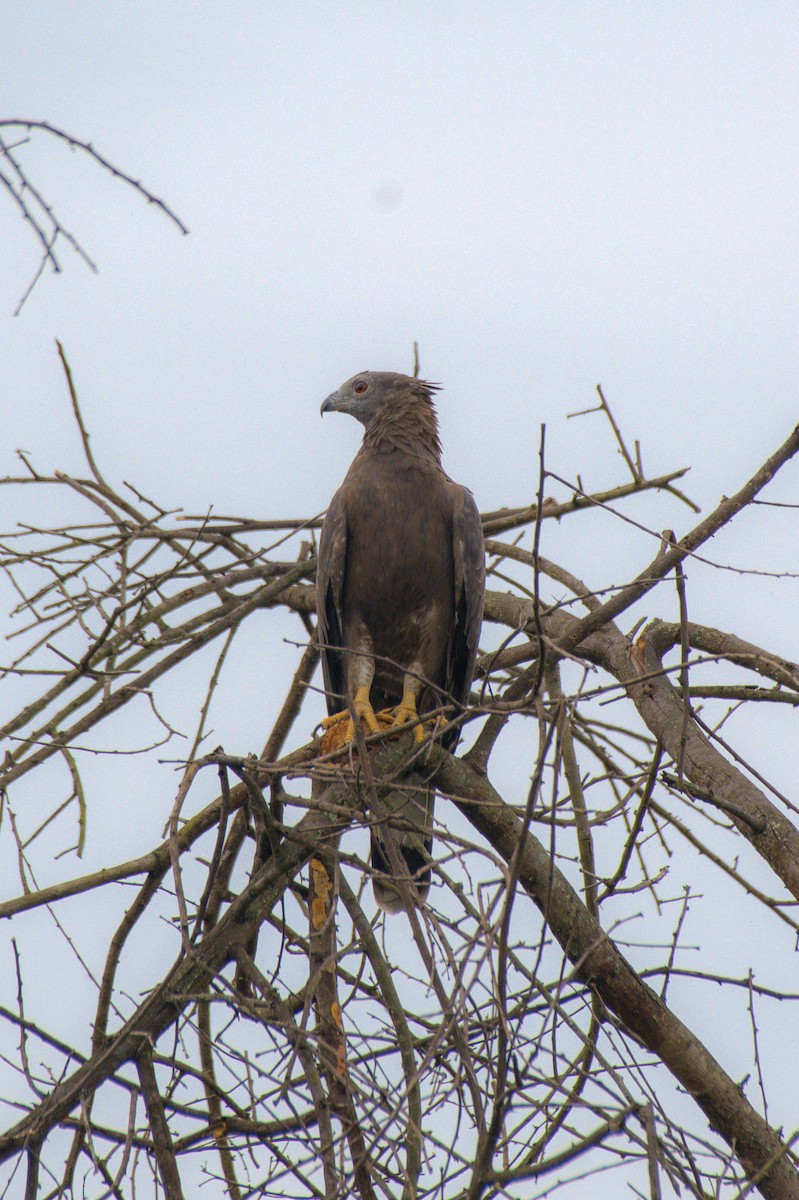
430;746;799;1200
558;421;799;651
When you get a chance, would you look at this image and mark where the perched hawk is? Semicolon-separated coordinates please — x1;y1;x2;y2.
317;371;485;910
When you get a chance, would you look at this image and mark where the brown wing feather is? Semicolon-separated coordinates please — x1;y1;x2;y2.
445;483;485;748
316;485;348;717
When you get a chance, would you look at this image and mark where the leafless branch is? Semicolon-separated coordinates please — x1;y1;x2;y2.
2;376;799;1200
0;118;187;313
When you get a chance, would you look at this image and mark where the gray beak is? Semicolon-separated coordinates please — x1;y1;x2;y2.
320;391;340;415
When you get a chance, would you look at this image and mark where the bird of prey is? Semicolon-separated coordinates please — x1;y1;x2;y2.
317;370;484;910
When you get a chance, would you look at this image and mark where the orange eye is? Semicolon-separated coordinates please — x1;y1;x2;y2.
354;380;368;394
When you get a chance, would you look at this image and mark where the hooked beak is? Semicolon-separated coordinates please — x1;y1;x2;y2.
320;390;340;416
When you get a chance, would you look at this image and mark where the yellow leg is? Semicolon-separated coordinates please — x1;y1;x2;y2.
321;685;380;742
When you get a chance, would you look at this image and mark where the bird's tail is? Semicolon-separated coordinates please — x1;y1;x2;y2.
370;775;435;913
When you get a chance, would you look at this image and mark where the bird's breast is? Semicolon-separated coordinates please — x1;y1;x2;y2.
340;456;455;691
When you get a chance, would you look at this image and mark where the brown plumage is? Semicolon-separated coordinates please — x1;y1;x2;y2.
317;371;485;910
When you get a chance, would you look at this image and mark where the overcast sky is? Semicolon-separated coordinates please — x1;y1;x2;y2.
4;3;798;520
3;6;799;1194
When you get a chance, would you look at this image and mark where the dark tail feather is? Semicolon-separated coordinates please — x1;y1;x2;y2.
370;780;435;913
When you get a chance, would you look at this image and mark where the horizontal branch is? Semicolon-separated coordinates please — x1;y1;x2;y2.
0;561;314;790
482;468;692;535
0;776;249;920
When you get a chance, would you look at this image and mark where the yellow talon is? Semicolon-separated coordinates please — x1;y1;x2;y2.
322;686;380;745
321;709;349;729
353;686;380;734
321;687;441;754
392;691;426;743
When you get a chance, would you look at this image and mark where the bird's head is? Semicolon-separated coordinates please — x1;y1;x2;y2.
321;371;438;429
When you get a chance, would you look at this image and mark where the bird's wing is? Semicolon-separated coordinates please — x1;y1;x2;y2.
447;484;485;746
316;485;348;717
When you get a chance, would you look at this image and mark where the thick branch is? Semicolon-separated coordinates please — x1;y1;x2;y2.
0;768;353;1162
430;746;799;1200
482;590;799;903
136;1045;184;1200
0;737;423;1166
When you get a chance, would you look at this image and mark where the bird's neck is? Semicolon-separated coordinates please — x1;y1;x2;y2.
362;397;443;464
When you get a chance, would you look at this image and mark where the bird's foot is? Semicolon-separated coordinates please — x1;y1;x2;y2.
321;688;381;745
391;693;426;743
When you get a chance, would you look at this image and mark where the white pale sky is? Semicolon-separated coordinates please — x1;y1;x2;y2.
2;5;799;1196
4;3;798;522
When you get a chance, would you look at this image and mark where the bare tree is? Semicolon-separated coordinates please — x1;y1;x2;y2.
1;347;799;1200
0;119;186;314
